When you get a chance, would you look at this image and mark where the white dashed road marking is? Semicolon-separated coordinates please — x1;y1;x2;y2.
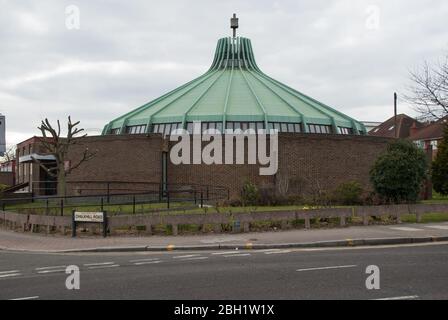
35;266;67;271
297;265;357;272
389;227;424;232
84;262;115;267
37;269;66;274
87;264;120;270
224;254;251;258
130;258;160;263
264;250;292;255
374;295;419;300
0;273;22;278
179;257;209;261
212;251;243;255
172;254;202;259
134;261;162;266
0;270;20;274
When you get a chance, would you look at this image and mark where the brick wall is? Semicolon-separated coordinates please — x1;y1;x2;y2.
277;134;392;197
167;133;392;199
0;172;14;186
18;133;391;198
66;134;164;195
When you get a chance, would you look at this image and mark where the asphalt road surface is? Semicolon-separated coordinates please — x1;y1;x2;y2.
1;242;448;300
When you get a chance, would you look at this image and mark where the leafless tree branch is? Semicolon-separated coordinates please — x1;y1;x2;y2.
30;156;58;178
404;55;448;121
32;116;96;195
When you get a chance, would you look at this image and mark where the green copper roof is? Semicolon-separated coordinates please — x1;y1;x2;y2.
102;37;366;135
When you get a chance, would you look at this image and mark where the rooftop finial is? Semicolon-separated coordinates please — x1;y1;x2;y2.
230;13;238;38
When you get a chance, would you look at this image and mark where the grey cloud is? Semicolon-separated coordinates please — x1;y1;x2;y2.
1;0;448;147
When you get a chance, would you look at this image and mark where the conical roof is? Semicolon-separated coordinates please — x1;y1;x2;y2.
102;37;366;135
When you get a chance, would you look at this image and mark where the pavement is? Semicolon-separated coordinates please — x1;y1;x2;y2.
1;221;448;252
1;242;448;299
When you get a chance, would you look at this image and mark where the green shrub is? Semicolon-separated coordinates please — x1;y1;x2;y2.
332;181;363;205
432;124;448;196
241;181;259;206
370;139;428;203
226;198;242;207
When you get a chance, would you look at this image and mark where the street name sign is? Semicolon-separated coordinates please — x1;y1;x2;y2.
74;212;104;223
72;211;108;238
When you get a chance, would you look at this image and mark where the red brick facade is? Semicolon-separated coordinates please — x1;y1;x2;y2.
17;133;392;198
167;134;392;198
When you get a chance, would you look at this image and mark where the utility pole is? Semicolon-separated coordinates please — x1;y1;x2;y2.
394;92;398;138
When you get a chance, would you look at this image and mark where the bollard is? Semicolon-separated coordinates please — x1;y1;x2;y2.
363;215;369;226
416;212;422;223
133;195;136;214
340;215;346;227
396;213;402;224
233;220;241;233
145;223;152;235
172;224;178;236
304;216;311;229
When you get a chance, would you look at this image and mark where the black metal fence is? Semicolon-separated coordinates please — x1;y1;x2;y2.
0;182;229;216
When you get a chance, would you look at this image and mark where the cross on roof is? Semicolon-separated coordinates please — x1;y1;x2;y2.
230;13;238;38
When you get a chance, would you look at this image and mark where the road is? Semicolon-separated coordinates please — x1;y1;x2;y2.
1;242;448;300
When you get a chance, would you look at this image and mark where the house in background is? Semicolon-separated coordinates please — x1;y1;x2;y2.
369;114;425;139
409;117;447;160
361;121;382;133
369;114;447;160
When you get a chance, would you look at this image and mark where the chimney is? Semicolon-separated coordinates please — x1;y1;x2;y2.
410;121;419;137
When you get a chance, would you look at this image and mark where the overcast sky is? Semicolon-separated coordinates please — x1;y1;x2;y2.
1;0;448;148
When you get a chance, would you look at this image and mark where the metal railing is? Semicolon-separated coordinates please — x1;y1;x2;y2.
0;182;229;216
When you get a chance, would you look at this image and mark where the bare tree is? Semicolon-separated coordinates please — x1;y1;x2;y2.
32;116;96;196
405;56;448;121
0;146;16;163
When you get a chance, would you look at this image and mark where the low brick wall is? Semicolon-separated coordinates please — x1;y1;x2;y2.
1;204;448;236
0;204;448;235
1;211;29;231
